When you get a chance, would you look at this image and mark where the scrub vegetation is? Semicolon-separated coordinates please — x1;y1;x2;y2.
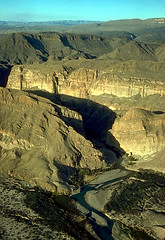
104;170;165;215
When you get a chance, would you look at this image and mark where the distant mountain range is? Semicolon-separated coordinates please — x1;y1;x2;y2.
0;18;165;65
0;18;165;43
0;18;164;29
0;20;103;26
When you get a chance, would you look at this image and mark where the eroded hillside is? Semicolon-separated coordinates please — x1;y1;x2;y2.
0;87;118;192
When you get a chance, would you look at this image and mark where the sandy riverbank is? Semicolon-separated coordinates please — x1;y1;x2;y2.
85;169;131;211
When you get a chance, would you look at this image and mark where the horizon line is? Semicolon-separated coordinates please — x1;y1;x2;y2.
0;17;165;23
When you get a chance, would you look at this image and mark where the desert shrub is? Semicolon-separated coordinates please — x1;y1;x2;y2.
104;170;165;215
25;187;95;240
70;168;91;188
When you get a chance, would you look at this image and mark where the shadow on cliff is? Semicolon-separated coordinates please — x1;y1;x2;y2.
26;90;125;161
58;94;125;159
0;64;13;87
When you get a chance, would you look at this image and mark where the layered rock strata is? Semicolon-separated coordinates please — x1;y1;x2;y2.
7;64;165;98
7;65;66;93
5;63;165;160
108;108;165;157
62;68;164;98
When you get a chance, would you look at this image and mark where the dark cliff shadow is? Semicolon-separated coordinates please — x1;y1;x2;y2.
25;90;125;162
0;64;13;87
57;94;125;159
25;90;84;135
59;94;116;139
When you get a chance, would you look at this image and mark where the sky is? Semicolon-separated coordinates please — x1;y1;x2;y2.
0;0;165;22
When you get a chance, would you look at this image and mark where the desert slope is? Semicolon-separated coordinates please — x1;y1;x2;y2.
0;87;118;193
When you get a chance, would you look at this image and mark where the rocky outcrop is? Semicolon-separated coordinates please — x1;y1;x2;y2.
63;68;165;98
108;108;165;157
7;62;165;98
4;61;165;163
7;64;66;93
0;87;109;193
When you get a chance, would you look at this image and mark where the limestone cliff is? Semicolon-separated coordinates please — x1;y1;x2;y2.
62;67;164;98
7;64;66;93
0;87;108;193
108;108;165;157
7;61;165;98
4;60;165;162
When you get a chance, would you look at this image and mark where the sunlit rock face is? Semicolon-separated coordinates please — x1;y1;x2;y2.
7;65;65;93
7;65;165;98
63;68;164;98
108;108;165;157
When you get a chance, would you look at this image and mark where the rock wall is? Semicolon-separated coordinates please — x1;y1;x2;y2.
7;65;165;98
63;68;165;98
7;65;65;93
5;64;165;159
107;108;165;157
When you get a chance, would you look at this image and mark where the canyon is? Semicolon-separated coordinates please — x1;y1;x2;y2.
4;60;165;160
0;18;165;240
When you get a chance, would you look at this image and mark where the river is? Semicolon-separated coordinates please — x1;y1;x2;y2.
72;168;132;240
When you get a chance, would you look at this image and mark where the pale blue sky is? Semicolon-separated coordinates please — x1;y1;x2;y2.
0;0;165;22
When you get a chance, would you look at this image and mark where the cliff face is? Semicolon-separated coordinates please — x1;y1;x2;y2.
63;68;164;98
5;61;165;160
108;108;165;157
7;63;165;98
7;65;65;93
